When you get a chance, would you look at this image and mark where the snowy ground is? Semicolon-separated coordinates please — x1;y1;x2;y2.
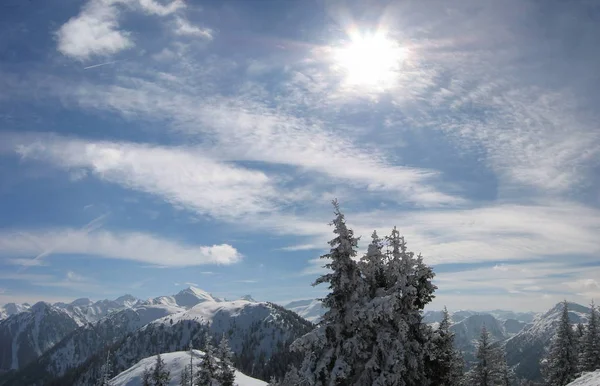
110;350;267;386
566;370;600;386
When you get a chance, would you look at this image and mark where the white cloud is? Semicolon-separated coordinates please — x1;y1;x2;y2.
137;0;184;16
281;201;600;272
55;76;460;206
0;228;241;267
56;0;133;60
55;0;186;60
174;17;213;39
12;135;281;219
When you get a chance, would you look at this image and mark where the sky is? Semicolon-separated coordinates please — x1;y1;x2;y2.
0;0;599;312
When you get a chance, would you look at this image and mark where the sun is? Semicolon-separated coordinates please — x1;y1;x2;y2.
333;30;406;88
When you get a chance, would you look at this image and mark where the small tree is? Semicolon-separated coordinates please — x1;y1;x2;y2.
196;333;218;386
151;353;171;386
543;301;578;386
579;301;600;372
465;326;506;386
426;307;463;386
180;365;191;386
142;366;152;386
216;336;236;386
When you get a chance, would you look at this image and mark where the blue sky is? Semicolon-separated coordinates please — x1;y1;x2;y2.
0;0;599;311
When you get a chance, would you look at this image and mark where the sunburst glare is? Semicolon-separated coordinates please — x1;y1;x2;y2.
333;29;406;88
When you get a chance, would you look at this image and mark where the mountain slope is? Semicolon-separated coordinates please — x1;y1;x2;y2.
110;350;267;386
1;293;312;385
0;303;30;321
567;370;600;386
0;302;79;371
284;299;326;323
505;302;590;381
450;313;506;364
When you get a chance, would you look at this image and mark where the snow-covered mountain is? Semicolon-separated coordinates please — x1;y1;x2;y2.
284;299;326;323
567;370;600;386
110;350;267;386
150;287;219;309
505;301;590;382
0;302;31;320
0;302;79;371
0;288;312;386
449;313;507;364
54;296;144;326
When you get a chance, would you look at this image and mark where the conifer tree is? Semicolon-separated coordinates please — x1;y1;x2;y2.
151;353;171;386
465;326;506;386
180;365;191;386
426;307;463;386
543;301;578;386
197;333;218;386
293;200;363;385
217;336;236;386
142;366;152;386
579;301;600;372
291;202;438;386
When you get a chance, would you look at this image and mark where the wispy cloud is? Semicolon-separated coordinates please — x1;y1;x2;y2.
174;17;213;39
0;228;241;267
10;135;282;219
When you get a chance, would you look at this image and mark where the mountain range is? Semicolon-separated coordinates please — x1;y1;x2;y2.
0;289;591;385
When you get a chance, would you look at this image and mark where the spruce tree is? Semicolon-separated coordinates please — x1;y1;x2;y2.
543;301;578;386
466;326;506;386
293;200;363;385
180;365;190;386
579;301;600;372
217;336;236;386
291;203;438;386
426;307;463;386
151;353;171;386
142;366;152;386
197;333;218;386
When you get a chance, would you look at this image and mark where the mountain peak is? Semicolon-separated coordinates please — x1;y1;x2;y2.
172;286;217;308
114;294;140;307
239;294;257;302
70;298;93;307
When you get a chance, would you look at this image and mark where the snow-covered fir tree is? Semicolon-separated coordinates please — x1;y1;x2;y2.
425;307;463;386
290;201;440;386
579;300;600;372
197;333;219;386
292;199;364;385
180;365;191;386
142;366;152;386
464;326;507;386
217;336;236;386
268;365;303;386
152;353;171;386
543;301;578;386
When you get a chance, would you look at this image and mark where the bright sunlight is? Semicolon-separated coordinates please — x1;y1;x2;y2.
333;30;406;88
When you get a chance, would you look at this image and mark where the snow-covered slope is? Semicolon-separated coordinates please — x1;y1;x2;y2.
0;302;31;320
284;299;326;323
0;302;79;371
566;370;600;386
450;313;506;363
111;350;267;386
505;302;590;382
